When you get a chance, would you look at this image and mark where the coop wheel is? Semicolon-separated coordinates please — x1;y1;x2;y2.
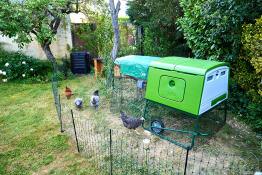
151;119;165;134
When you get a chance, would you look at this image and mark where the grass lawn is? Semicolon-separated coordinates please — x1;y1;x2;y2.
0;77;100;175
0;74;261;174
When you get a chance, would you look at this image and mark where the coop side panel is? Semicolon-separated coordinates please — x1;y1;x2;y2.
198;66;229;115
145;67;205;115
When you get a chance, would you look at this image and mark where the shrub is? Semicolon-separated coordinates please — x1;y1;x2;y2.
238;15;262;97
117;44;136;58
177;0;262;61
0;49;53;82
228;80;262;132
57;58;74;80
231;58;261;102
143;28;175;57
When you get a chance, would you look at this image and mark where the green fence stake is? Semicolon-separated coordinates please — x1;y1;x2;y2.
110;129;113;175
59;94;64;133
184;148;190;175
71;109;80;153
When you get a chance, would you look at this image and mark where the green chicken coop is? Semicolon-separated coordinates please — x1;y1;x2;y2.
115;56;229;150
143;57;229;149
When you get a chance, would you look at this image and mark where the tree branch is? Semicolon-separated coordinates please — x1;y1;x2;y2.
50;18;56;30
109;0;115;14
109;0;121;61
47;9;56;17
116;1;121;14
31;29;37;36
52;17;61;35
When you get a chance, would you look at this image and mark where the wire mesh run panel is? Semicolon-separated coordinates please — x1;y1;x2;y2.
71;52;90;74
145;57;229;115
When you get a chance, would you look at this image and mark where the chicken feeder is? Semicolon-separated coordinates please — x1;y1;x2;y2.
114;56;229;150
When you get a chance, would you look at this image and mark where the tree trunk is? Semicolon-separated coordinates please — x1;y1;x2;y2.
38;16;61;72
109;0;121;61
41;44;58;71
137;26;143;55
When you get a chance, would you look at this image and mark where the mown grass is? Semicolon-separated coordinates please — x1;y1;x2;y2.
1;75;261;174
0;77;100;175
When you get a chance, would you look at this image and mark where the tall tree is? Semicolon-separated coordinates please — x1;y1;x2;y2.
109;0;120;61
0;0;74;71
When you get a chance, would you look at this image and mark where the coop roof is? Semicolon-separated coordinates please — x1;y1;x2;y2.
150;57;229;75
114;55;160;79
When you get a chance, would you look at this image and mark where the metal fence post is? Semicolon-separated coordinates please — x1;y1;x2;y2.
52;74;62;133
224;101;227;123
59;94;64;133
110;129;113;175
184;148;190;175
71;109;80;153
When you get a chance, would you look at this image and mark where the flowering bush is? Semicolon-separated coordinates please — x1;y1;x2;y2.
0;49;53;82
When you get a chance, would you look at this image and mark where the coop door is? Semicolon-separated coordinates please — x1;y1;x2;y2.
158;76;186;102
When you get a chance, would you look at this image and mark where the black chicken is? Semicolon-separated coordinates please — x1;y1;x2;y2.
120;111;144;134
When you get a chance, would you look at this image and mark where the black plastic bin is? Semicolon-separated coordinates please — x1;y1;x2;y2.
70;52;90;74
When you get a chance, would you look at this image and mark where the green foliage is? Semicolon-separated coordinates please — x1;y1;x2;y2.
118;17;129;23
231;58;261;102
228;80;262;132
0;0;73;47
76;7;136;60
127;0;186;56
75;2;113;58
0;0;76;70
117;44;136;57
242;16;262;74
0;49;53;82
57;58;74;80
177;0;262;61
117;18;137;57
143;28;181;56
240;15;262;97
126;0;152;27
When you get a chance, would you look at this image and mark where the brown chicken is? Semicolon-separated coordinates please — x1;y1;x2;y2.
65;86;72;99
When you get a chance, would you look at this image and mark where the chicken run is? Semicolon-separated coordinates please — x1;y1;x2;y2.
114;55;229;150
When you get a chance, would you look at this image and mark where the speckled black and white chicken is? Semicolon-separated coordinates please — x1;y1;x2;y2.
90;90;99;110
120;111;144;134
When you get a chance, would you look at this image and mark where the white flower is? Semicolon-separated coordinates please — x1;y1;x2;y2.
5;63;9;67
22;61;26;64
30;68;34;71
0;70;2;75
22;74;25;77
2;79;7;82
2;71;6;76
